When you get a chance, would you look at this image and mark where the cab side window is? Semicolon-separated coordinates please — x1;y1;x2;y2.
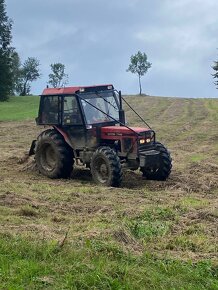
63;96;83;125
40;96;60;124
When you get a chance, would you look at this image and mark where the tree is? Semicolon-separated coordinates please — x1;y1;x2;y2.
127;51;152;95
212;60;218;89
48;63;68;88
10;50;21;94
16;57;40;96
0;0;13;101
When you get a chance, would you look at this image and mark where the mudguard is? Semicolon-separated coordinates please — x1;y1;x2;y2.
29;140;36;156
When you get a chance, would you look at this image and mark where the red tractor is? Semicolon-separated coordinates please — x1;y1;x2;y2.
29;84;172;187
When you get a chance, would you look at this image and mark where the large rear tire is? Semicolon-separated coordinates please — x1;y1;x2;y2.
90;146;122;187
35;129;73;178
141;142;172;181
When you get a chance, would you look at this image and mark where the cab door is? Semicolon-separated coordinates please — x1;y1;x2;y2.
62;95;87;149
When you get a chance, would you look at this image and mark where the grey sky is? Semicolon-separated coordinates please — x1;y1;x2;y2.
7;0;218;97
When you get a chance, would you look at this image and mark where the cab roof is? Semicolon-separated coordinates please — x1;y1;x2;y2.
41;84;114;96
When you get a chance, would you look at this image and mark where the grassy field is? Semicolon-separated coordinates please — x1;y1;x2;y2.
0;95;217;289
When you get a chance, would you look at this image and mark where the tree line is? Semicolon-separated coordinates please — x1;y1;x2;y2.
11;55;68;96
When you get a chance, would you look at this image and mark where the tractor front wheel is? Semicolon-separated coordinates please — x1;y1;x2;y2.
141;142;172;181
91;146;122;187
35;129;73;178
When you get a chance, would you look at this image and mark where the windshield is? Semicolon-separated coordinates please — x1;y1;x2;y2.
80;91;119;124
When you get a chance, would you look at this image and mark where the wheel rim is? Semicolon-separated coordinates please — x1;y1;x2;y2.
40;143;56;171
94;157;109;183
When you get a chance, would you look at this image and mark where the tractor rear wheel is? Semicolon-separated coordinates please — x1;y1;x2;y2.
141;142;172;181
91;146;122;187
35;129;73;178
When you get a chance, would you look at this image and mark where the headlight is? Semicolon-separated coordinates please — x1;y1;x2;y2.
139;130;154;144
139;138;151;144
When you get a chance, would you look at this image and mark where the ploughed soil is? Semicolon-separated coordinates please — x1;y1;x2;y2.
0;96;217;262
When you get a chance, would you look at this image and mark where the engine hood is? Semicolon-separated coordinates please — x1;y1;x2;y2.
101;126;151;136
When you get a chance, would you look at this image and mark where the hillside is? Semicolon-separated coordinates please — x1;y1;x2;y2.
0;96;39;121
0;95;217;289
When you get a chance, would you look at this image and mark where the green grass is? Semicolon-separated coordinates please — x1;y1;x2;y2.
0;234;217;290
190;154;206;163
0;96;39;121
128;207;177;240
181;197;209;208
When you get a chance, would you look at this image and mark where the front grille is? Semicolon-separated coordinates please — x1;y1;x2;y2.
139;141;155;152
123;138;132;152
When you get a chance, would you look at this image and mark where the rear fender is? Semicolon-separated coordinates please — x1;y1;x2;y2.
53;126;72;148
29;140;36;156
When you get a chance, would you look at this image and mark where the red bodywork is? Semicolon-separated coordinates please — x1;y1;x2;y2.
42;84;113;96
101;126;150;138
101;126;150;154
54;125;150;156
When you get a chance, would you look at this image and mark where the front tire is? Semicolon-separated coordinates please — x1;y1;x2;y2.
35;129;73;178
141;142;172;181
90;146;122;187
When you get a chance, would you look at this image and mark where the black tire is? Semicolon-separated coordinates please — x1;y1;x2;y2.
90;146;122;187
35;129;73;178
141;142;172;181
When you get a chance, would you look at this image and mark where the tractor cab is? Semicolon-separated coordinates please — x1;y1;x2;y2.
37;85;121;128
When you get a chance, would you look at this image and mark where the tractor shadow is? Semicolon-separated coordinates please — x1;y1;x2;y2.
71;167;170;190
19;158;174;191
71;167;92;182
122;171;148;189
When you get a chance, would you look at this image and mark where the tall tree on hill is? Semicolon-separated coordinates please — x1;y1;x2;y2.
127;51;152;95
48;63;68;88
212;59;218;89
0;0;13;101
16;57;40;96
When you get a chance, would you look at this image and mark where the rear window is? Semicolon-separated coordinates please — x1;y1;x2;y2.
39;96;60;124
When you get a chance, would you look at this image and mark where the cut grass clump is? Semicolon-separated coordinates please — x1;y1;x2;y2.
181;197;209;208
143;207;177;221
190;154;206;163
131;220;171;239
19;205;39;217
127;207;177;240
166;234;209;252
